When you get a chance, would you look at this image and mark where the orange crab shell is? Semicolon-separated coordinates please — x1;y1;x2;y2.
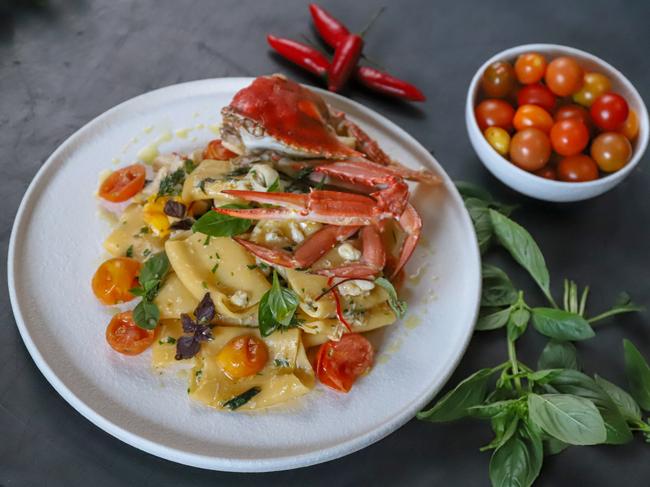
226;75;362;159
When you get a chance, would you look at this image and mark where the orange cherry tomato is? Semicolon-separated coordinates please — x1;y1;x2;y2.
590;132;632;173
481;61;517;98
106;311;156;355
475;99;516;132
509;128;551;171
92;257;141;305
545;56;584;96
516;84;556;112
513;104;554;133
549;119;590;156
514;52;547;84
535;165;557;180
555;104;592;126
590;93;629;131
98;164;146;203
316;333;374;393
573;72;611;107
620;110;639;141
203;139;237;160
216;335;269;379
557;155;599;182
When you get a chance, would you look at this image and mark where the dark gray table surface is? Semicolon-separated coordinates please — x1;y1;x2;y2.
2;0;649;485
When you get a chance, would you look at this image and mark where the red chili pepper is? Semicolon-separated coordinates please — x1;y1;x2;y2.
355;66;426;102
266;35;330;78
309;3;350;47
328;34;363;92
328;277;353;331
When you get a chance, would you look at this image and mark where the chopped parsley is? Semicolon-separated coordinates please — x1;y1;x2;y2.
157;168;186;198
183;158;196;174
125;245;134;258
211;262;219;274
158;336;176;345
274;358;290;368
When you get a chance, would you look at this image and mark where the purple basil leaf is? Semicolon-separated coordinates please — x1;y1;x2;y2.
181;313;196;333
194;324;213;342
164;200;187;218
194;293;215;324
170;218;194;231
175;336;200;360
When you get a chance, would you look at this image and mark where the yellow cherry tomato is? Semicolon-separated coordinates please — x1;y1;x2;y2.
591;132;632;173
216;335;269;379
484;126;511;156
620;109;639;141
573;72;611;107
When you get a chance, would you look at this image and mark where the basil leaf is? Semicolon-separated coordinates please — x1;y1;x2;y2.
528;369;563;384
489;421;543;487
258;272;299;336
476;307;511;331
417;368;496;422
456;181;495;202
595;374;642;422
531;307;595;341
507;308;530;342
589;292;645;323
194;293;216;324
465;198;493;254
175;335;200;360
489;210;551;303
482;412;519;452
538;340;579;370
481;264;518;307
546;370;632;445
133;300;160;330
223;387;261;410
543;436;569;456
192;204;252;237
375;277;407;318
468;399;517;419
138;252;170;286
527;393;606;445
623;339;650;411
258;291;278;337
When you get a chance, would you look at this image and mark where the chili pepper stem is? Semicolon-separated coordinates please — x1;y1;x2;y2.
359;6;386;38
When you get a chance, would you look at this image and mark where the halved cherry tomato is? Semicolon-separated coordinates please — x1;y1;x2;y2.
509;128;551;171
516;84;556;112
316;333;374;393
545;56;583;96
590;93;629;131
620;110;639;141
535;165;557;180
591;132;632;172
216;334;269;379
203;139;237;160
484;127;511;156
549;119;589;156
92;257;141;305
98;164;146;202
573;72;611;107
106;311;156;355
514;53;547;84
481;61;517;98
513;104;554;133
475;99;515;131
557;155;599;182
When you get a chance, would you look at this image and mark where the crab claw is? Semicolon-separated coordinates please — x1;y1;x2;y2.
315;225;386;279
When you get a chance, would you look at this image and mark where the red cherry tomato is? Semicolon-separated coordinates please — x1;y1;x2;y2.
475;99;516;131
590;93;629;131
514;52;547;84
513;104;554;133
517;84;557;112
557;155;599;182
549;119;590;156
106;311;156;355
316;333;374;393
545;56;584;96
555;104;591;125
91;257;141;305
590;132;632;172
203;139;237;160
98;164;146;203
509;128;551;171
481;61;517;98
535;166;557;180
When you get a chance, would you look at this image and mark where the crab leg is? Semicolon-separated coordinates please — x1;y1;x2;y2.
314;225;386;279
387;203;422;279
234;225;361;269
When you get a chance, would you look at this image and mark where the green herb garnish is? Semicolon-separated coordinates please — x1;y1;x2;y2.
129;252;170;330
223;387;261;410
258;271;299;337
158;336;176;345
157;168;185;198
267;178;280;192
375;277;407;319
192;204;252;237
125;245;134;258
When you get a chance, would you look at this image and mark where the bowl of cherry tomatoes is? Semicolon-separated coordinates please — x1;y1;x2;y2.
466;44;648;202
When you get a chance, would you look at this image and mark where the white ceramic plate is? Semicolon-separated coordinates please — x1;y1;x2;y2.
8;78;480;472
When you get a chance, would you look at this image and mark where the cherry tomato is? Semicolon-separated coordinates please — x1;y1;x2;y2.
316;333;374;393
98;164;146;203
92;257;141;305
513;104;554;133
572;72;611;107
514;52;547;84
106;311;156;355
516;84;556;112
535;165;557;180
481;61;517;98
590;132;632;172
545;56;584;96
484;127;511;156
475;99;515;131
557;155;599;182
216;334;269;379
555;104;592;126
620;110;639;141
590;93;629;131
203;139;237;160
549;119;590;156
509;128;551;171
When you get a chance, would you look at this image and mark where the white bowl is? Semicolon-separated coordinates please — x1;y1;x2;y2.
466;43;649;202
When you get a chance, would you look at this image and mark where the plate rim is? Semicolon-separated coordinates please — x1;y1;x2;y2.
7;77;481;472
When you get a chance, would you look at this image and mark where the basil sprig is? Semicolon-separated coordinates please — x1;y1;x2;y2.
258;271;300;337
192;204;252;237
129;252;170;329
418;183;648;487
